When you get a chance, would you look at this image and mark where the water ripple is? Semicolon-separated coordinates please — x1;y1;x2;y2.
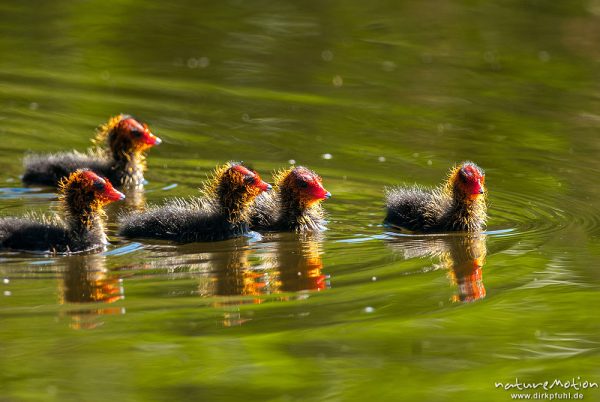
102;243;145;257
488;191;569;241
0;187;55;200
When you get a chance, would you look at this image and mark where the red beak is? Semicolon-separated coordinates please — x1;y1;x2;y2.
468;180;485;199
472;180;484;195
310;182;331;200
144;132;162;146
104;186;126;202
256;180;272;192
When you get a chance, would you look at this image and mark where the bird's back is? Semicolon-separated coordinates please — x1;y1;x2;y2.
23;151;112;187
119;198;249;243
250;192;326;232
250;192;280;230
0;217;73;252
384;186;433;231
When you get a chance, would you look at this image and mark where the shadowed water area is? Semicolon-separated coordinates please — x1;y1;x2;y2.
1;1;600;401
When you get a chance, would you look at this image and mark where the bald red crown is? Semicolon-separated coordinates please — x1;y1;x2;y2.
79;170;125;202
458;163;485;197
232;164;271;192
293;167;331;201
119;117;161;146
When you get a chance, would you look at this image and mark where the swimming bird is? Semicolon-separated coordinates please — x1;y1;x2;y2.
251;166;330;232
22;114;161;188
384;161;487;232
0;170;125;253
118;162;271;243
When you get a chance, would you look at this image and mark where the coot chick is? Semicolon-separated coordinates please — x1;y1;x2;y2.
251;166;330;232
22;114;161;188
385;161;487;232
118;162;271;243
0;170;125;253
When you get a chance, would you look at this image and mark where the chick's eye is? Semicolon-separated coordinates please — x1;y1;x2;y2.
93;181;106;191
298;180;309;188
459;171;470;182
130;129;142;138
244;175;256;184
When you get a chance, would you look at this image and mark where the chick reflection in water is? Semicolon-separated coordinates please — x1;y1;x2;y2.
129;236;327;326
121;186;147;211
59;254;125;330
239;233;329;324
196;245;264;302
386;234;486;302
197;234;328;299
196;234;327;326
261;233;329;294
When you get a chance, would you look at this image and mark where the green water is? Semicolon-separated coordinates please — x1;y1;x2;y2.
1;1;600;401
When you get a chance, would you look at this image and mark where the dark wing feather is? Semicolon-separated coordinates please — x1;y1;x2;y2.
119;199;248;243
0;218;72;252
23;152;112;187
384;187;432;231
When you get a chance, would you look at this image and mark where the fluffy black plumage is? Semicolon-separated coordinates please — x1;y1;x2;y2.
0;217;104;254
250;166;330;232
384;162;487;232
22;115;160;188
0;170;124;253
22;152;116;187
118;163;270;243
119;198;250;243
251;193;326;232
